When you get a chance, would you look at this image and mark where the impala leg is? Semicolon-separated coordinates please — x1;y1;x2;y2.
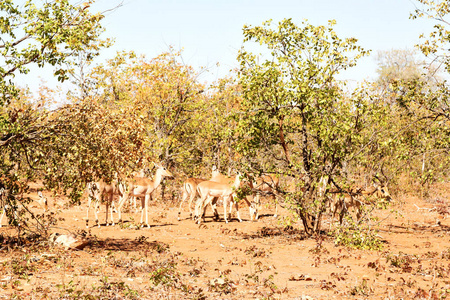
109;194;115;226
133;197;138;213
249;202;257;222
188;189;197;219
211;197;219;221
195;195;206;224
178;189;188;221
207;196;217;222
223;197;228;224
255;194;261;220
105;193;114;226
234;198;243;222
228;199;234;221
0;208;5;227
94;198;100;228
105;194;112;226
86;195;91;228
274;197;278;218
139;196;145;226
111;200;117;213
145;194;150;228
86;187;97;228
117;192;127;224
339;198;346;225
197;195;211;224
193;196;201;223
105;199;109;226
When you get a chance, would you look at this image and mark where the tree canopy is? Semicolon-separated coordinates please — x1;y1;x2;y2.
1;0;450;239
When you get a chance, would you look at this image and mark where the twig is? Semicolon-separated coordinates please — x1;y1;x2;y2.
413;204;436;212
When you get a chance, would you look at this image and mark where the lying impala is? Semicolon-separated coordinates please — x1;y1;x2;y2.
117;163;173;228
194;172;258;224
328;183;392;229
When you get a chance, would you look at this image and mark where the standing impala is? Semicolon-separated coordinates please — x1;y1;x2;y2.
177;177;206;221
194;172;257;224
128;168;150;212
251;174;280;219
86;180;124;228
117;163;173;228
328;183;392;229
177;166;235;221
0;188;8;227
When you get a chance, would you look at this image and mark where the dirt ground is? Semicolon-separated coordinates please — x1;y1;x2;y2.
1;182;450;299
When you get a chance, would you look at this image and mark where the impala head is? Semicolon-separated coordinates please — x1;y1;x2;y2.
155;163;174;179
373;174;392;200
377;185;392;202
248;193;262;221
211;165;221;178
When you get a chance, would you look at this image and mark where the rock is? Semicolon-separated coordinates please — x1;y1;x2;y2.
423;275;434;281
362;275;370;281
210;278;226;286
0;276;12;282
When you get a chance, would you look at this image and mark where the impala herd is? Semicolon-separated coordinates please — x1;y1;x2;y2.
0;163;392;229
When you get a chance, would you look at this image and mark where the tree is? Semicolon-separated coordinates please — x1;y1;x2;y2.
235;18;372;235
411;0;450;73
380;0;450;190
87;50;207;173
0;0;108;105
375;49;425;86
0;0;113;233
200;76;243;173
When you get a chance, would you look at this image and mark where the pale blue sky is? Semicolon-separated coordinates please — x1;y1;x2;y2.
18;0;435;91
89;0;432;84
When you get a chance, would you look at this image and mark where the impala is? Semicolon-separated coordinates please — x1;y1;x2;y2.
0;188;8;227
86;180;124;228
117;163;173;228
194;172;257;224
128;168;150;212
251;174;280;219
177;166;235;221
206;166;236;218
177;177;206;221
329;183;392;229
36;191;49;212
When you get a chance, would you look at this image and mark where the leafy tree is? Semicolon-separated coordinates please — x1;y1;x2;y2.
411;0;450;72
375;49;426;87
235;18;372;235
377;0;450;191
87;50;207;174
200;76;243;173
371;47;448;193
0;0;114;233
0;0;108;104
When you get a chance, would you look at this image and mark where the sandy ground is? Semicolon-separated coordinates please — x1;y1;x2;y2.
1;183;450;299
